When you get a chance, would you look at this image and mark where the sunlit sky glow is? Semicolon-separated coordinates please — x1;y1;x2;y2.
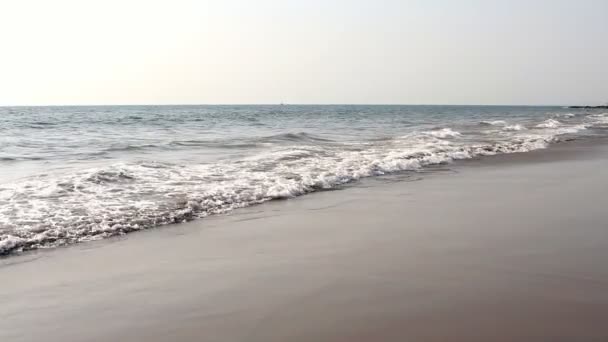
1;0;607;106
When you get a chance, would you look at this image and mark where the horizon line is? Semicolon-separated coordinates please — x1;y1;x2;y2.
0;103;577;108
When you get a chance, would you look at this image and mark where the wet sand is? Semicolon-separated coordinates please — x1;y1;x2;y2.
2;141;608;342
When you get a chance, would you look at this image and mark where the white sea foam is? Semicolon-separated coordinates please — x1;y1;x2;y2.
422;128;462;138
588;113;608;125
0;236;24;255
536;119;561;129
554;124;588;135
503;124;526;131
480;120;507;126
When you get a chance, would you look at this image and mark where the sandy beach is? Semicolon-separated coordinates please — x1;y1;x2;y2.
3;0;607;340
2;140;608;342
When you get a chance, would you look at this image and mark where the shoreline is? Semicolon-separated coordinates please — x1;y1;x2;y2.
2;135;607;259
2;139;608;341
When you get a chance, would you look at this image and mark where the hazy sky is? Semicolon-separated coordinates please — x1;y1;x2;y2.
1;0;607;106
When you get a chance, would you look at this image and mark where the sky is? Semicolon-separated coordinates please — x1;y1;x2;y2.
0;0;607;106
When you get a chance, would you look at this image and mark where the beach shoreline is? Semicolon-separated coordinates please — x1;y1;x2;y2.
2;105;605;257
2;140;608;341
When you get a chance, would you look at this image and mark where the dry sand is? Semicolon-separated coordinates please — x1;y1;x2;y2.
1;141;608;342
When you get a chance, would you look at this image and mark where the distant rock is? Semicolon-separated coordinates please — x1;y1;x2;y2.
569;105;608;109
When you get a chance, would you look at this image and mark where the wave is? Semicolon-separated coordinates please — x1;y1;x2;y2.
104;144;161;152
261;132;335;143
588;113;608;126
0;156;44;162
169;133;333;149
28;121;57;127
503;124;526;131
557;113;576;118
170;140;258;149
554;124;587;135
536;119;561;129
0;125;588;256
422;128;461;138
102;133;332;153
480;120;507;126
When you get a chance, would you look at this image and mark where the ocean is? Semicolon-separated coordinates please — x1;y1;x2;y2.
1;105;607;256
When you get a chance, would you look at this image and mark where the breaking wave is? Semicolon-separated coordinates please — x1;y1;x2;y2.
480;120;507;126
0;121;594;256
2;106;608;257
503;124;526;131
536;119;561;129
422;128;462;138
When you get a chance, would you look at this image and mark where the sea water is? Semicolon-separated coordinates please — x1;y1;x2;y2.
1;105;607;255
